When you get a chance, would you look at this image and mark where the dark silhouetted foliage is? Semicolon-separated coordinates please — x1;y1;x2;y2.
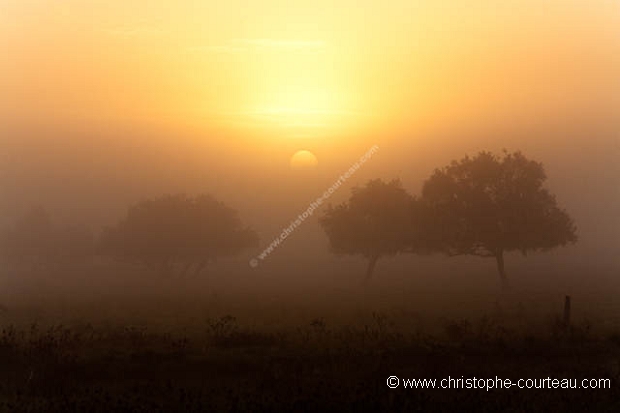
319;179;417;283
421;151;577;288
100;194;258;277
0;206;94;268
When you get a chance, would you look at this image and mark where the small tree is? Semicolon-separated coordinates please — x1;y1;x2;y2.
101;194;258;277
1;206;54;269
421;151;577;289
0;206;94;269
319;179;416;283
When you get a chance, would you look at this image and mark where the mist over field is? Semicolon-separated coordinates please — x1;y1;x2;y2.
1;109;619;314
1;1;620;412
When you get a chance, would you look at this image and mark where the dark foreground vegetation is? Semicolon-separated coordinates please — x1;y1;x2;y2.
1;312;619;413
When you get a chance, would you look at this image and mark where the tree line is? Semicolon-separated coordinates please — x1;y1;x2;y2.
320;151;576;288
0;151;576;288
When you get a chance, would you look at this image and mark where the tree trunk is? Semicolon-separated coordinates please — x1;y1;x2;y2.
495;250;509;290
364;255;379;284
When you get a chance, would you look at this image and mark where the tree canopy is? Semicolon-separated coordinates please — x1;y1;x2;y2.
0;206;94;269
421;151;577;288
319;179;417;283
100;194;258;277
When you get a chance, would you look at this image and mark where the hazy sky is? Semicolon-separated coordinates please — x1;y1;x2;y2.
2;0;619;132
1;0;619;273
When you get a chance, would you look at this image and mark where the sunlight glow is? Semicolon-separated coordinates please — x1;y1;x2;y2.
246;87;347;131
2;0;618;145
290;150;318;170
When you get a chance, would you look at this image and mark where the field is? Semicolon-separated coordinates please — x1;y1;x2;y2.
1;279;619;413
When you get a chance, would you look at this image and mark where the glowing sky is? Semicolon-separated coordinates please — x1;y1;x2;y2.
1;0;620;272
2;0;619;143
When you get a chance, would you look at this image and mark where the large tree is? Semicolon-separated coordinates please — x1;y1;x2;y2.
100;194;258;277
319;179;417;283
421;151;577;288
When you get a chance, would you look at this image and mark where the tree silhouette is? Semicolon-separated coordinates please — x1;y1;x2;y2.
0;206;94;269
319;179;416;283
1;206;53;266
53;224;95;263
101;194;258;277
421;151;577;288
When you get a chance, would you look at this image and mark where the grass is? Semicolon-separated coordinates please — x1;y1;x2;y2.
1;269;619;412
0;310;619;412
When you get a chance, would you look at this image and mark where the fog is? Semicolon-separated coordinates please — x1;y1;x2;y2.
1;110;619;313
1;0;619;320
4;4;620;411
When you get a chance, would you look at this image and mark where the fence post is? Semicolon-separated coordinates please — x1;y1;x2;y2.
563;295;571;328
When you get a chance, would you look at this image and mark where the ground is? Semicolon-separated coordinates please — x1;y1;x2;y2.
0;290;619;412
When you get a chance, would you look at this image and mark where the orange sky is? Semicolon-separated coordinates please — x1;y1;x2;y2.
1;1;619;222
2;0;619;146
1;0;620;283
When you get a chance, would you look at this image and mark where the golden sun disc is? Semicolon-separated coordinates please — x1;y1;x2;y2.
290;150;318;170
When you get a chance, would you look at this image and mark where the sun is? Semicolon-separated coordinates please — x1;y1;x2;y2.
290;150;318;170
